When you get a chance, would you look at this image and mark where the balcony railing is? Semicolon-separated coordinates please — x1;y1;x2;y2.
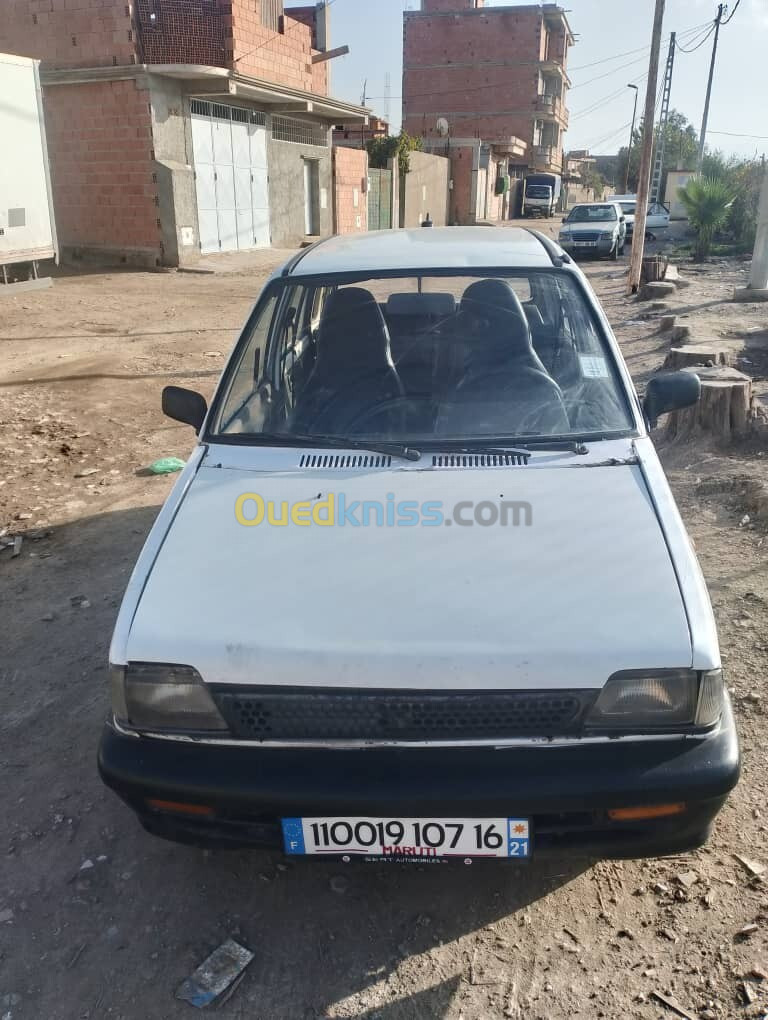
533;145;563;173
536;93;569;129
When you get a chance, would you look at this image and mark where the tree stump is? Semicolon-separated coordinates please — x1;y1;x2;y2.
664;343;741;371
666;366;754;440
641;254;669;285
639;281;677;302
669;324;694;343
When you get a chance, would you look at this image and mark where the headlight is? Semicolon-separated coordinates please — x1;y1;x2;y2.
111;663;229;733
600;231;615;240
558;232;569;240
585;669;723;732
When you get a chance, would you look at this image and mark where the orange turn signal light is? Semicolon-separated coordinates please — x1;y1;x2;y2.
608;803;686;821
147;798;215;817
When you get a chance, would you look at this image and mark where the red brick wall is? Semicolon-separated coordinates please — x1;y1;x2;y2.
43;80;161;257
1;0;329;94
135;0;228;66
403;7;544;149
0;0;137;69
229;3;328;93
333;146;368;234
422;0;483;11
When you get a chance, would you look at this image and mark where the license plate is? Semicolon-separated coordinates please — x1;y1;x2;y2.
574;241;596;247
281;817;531;859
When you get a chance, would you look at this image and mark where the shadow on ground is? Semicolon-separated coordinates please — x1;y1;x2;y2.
1;505;589;1020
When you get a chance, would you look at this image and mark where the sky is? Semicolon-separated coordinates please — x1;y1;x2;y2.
286;0;768;160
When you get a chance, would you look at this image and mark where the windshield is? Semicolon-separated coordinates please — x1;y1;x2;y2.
566;205;618;223
526;185;552;198
619;202;636;215
210;271;634;445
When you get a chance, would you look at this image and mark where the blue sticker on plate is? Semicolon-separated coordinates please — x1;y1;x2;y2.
281;817;306;855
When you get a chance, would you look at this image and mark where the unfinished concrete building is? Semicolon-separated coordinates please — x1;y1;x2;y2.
0;0;368;266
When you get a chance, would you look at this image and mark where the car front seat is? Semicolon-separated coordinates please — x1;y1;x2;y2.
437;279;570;437
290;287;404;436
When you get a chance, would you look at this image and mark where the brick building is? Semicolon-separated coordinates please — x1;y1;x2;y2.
333;113;389;150
402;0;574;224
0;0;368;266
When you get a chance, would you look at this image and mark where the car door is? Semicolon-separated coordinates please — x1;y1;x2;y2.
647;203;670;230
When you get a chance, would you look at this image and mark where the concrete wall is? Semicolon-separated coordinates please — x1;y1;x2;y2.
148;76;200;267
333;146;368;234
268;138;332;247
42;78;162;267
400;150;450;227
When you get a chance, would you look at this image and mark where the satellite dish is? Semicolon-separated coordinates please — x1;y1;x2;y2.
436;117;449;137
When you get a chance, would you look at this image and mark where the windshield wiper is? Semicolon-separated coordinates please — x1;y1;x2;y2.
473;438;590;455
262;433;421;462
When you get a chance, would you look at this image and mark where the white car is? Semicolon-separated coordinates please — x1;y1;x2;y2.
558;202;627;259
100;227;739;862
608;195;671;239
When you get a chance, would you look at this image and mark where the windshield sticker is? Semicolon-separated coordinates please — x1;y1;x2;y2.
580;356;609;379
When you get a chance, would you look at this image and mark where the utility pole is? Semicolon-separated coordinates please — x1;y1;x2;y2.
622;84;639;194
734;164;768;301
628;0;666;293
650;32;676;204
697;4;725;172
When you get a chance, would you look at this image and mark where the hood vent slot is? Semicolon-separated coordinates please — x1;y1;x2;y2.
299;453;392;469
432;453;529;468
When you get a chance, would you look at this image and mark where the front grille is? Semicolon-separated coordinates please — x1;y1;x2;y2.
212;688;597;742
571;231;600;242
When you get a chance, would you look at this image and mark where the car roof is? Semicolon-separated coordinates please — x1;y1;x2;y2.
287;227;556;276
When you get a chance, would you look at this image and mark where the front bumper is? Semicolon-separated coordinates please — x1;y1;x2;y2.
560;237;616;256
98;698;739;859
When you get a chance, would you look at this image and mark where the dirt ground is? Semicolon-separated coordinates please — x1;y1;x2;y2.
1;229;768;1020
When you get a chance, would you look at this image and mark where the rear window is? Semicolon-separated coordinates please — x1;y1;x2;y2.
211;270;634;444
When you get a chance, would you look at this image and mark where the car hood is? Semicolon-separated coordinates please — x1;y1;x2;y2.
125;458;692;691
562;219;618;232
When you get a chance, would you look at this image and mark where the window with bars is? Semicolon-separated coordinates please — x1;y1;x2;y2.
261;0;283;32
190;99;267;126
271;116;328;147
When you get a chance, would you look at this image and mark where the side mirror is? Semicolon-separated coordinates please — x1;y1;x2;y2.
162;386;208;433
561;216;566;223
643;371;701;428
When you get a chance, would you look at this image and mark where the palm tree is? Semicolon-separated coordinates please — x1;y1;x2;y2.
678;176;734;261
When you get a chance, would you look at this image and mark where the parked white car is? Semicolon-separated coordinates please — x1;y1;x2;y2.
608;195;671;239
558;202;627;259
100;227;739;862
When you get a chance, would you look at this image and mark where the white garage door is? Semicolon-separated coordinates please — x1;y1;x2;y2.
190;100;270;255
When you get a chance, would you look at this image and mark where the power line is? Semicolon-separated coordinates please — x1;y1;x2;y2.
568;43;657;73
675;23;716;53
567;19;709;71
581;118;634;153
709;129;768;139
722;0;742;25
570;75;649;120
